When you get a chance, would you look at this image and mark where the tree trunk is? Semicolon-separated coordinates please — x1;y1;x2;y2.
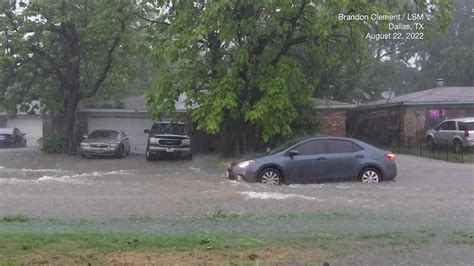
218;117;257;157
59;95;80;154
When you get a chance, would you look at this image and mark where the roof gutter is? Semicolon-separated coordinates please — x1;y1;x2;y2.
401;101;474;107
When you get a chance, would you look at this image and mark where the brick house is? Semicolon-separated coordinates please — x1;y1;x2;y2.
313;98;354;137
346;86;474;146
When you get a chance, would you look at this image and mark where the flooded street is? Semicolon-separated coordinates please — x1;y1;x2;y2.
1;147;472;231
1;148;473;265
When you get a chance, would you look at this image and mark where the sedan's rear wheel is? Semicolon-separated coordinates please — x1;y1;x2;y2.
259;168;282;185
360;168;380;183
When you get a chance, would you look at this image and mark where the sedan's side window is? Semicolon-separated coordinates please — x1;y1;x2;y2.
295;140;325;155
326;140;363;153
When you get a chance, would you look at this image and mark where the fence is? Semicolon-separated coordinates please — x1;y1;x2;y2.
384;138;474;164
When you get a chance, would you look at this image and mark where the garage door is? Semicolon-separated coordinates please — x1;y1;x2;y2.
87;116;153;154
6;116;43;147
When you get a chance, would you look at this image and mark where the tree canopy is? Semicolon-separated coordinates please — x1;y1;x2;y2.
0;0;137;152
143;0;453;155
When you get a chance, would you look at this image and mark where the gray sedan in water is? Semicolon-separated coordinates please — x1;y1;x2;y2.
80;130;130;159
227;137;397;185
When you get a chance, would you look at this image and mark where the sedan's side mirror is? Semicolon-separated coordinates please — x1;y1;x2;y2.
288;150;298;156
144;129;150;134
123;137;129;140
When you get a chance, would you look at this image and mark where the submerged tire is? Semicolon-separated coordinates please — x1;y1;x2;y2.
359;168;381;183
258;168;282;185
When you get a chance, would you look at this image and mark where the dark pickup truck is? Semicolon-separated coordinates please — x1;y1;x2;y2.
144;121;193;160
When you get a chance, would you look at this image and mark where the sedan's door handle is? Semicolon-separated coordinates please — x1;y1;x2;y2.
317;157;328;161
355;154;365;158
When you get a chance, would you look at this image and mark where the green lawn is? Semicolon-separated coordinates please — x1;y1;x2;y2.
1;229;471;265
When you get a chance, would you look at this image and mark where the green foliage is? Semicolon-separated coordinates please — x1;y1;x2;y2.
311;0;454;100
37;132;63;154
1;215;30;223
142;0;452;154
0;0;138;152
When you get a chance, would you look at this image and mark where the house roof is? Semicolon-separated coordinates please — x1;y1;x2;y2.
122;95;189;111
80;95;188;112
312;98;355;109
366;86;474;107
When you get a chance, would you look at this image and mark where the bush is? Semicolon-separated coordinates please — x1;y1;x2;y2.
37;132;63;153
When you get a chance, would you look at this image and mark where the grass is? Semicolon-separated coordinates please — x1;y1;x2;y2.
207;210;354;223
128;214;152;222
1;215;31;223
0;228;462;265
450;231;474;245
208;210;240;221
0;214;467;264
357;229;436;247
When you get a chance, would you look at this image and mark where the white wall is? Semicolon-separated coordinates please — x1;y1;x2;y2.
6;116;43;147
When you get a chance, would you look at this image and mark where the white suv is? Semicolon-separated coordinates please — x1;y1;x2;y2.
426;117;474;153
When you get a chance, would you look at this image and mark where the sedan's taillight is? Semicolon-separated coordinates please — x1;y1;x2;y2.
464;130;470;137
384;153;396;160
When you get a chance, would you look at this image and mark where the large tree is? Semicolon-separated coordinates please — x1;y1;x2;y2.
0;0;137;153
144;0;368;155
143;0;452;155
402;0;473;89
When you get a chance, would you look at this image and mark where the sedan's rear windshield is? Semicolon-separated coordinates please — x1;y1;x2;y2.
89;131;119;139
152;123;187;135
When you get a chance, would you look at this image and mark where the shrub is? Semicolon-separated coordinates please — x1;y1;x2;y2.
37;131;63;153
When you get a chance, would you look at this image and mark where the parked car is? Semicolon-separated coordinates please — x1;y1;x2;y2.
144;121;192;160
227;136;397;185
0;128;27;148
80;129;130;159
426;117;474;153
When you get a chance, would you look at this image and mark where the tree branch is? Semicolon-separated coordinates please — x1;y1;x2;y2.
27;45;65;81
79;11;127;99
135;12;170;28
